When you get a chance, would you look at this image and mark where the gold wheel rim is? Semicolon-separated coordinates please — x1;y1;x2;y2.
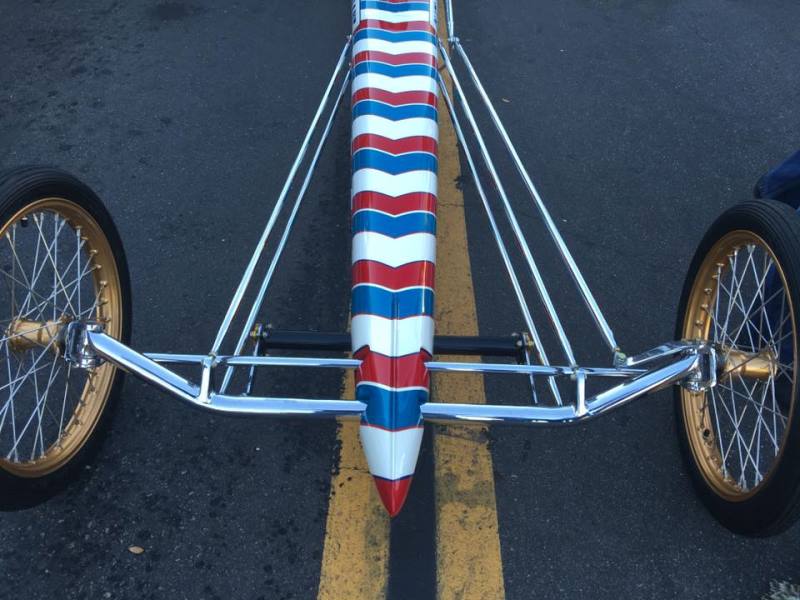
681;230;796;501
0;197;122;478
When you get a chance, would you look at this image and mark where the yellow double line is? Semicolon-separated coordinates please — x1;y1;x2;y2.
317;4;505;597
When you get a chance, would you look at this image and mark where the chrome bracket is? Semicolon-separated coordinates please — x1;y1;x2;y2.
63;321;106;369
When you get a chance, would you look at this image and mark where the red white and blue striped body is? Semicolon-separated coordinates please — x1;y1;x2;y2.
350;0;438;516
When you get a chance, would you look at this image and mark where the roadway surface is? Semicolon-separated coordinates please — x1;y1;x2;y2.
1;1;799;599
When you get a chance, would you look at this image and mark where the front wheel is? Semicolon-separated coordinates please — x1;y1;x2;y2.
0;167;131;509
676;199;800;536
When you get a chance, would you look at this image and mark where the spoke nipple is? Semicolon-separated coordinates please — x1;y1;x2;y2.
704;287;712;295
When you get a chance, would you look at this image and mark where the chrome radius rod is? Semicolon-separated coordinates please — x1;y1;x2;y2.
451;39;620;355
218;67;352;394
438;73;561;405
209;40;351;356
438;42;578;368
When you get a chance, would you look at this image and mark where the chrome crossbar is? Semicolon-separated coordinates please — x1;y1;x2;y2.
81;328;702;426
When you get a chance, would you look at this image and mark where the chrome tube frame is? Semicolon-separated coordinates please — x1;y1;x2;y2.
82;328;705;425
54;13;712;430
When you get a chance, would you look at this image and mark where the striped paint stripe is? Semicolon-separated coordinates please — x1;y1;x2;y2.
353;38;436;56
354;348;430;387
352;209;436;237
352;99;437;122
352;61;438;80
352;73;437;95
352;169;437;196
352;89;437;108
360;0;431;11
359;426;424;480
352;135;437;157
352;260;435;289
358;387;428;430
351;191;437;214
352;149;438;175
359;10;432;24
352;285;434;318
351;314;434;356
352;51;436;67
352;232;436;266
352;116;438;140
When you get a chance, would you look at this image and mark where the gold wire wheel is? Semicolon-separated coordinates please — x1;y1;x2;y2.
0;197;123;478
680;230;796;501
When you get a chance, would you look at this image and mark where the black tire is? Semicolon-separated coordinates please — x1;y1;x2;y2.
675;199;800;536
0;166;131;510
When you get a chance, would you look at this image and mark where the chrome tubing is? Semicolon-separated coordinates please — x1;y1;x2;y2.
427;361;644;378
89;330;365;418
438;43;577;367
208;395;365;418
451;40;619;354
445;0;455;39
88;331;200;403
421;354;699;425
87;331;698;423
218;70;351;394
437;73;561;404
209;40;351;355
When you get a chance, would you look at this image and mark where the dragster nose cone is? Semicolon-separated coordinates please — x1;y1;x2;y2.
374;476;412;517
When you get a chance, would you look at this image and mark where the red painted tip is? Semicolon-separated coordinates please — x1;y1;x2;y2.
373;476;413;517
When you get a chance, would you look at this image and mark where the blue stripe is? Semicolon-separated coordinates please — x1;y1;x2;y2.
352;99;437;121
352;285;435;318
360;0;430;12
353;28;436;45
352;210;436;237
357;384;427;430
352;149;437;175
352;61;437;80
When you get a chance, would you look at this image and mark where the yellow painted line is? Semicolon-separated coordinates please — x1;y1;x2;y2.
317;370;390;599
433;1;506;597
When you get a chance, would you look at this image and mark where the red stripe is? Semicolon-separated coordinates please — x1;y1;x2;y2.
352;191;437;215
352;135;437;156
353;260;435;289
353;51;436;67
352;89;437;108
355;20;435;34
354;348;431;389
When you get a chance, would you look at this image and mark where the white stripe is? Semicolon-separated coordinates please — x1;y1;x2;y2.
360;425;423;480
352;115;438;140
353;39;436;56
351;314;434;355
359;9;431;22
352;73;437;95
352;169;437;196
352;232;436;266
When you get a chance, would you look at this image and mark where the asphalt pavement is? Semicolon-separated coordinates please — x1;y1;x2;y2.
1;1;799;599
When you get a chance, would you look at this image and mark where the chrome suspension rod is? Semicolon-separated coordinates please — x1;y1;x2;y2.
438;73;560;404
438;42;577;367
218;69;351;394
209;40;351;355
451;40;620;354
